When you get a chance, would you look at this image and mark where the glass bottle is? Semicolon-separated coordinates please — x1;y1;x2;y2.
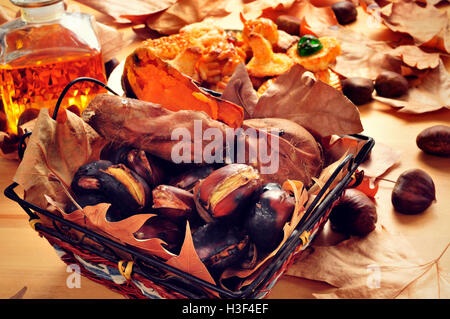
0;0;107;134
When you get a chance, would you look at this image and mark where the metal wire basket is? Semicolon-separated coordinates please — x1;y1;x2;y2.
4;78;375;299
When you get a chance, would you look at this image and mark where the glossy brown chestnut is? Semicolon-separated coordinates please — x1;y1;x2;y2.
65;193;124;222
332;1;357;25
194;164;262;223
126;149;165;188
375;71;408;98
392;169;436;214
416;125;450;157
134;217;183;252
246;186;295;252
152;185;196;222
169;166;215;192
192;222;249;274
329;188;377;236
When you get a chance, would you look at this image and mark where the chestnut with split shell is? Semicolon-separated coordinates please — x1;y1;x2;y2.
152;185;196;222
71;160;151;216
194;164;262;223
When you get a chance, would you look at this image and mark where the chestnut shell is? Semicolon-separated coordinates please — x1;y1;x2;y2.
192;222;249;274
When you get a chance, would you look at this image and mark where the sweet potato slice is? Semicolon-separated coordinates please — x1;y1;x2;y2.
122;47;244;128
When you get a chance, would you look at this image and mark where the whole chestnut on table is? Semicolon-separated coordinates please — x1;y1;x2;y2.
332;1;357;25
329;188;377;237
416;125;450;157
375;71;409;98
341;77;374;105
392;169;436;215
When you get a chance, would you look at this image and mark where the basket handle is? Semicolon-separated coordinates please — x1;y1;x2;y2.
17;77;119;160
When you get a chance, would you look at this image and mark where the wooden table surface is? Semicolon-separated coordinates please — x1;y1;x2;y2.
0;0;449;299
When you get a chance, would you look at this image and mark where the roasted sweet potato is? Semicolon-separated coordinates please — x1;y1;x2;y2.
122;47;244;128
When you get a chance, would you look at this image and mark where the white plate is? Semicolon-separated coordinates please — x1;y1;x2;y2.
107;60;125;96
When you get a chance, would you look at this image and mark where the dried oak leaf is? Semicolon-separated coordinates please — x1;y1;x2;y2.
72;0;177;24
145;0;230;35
380;1;450;53
252;64;363;137
285;225;449;298
166;222;216;286
48;199;176;261
13;109;106;225
373;59;450;113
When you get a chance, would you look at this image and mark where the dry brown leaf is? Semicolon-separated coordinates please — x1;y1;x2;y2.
94;22;128;62
380;0;450;53
13;109;106;225
56;202;176;260
285;225;444;298
373;59;450;113
322;28;403;80
0;5;12;24
166;222;216;286
221;63;258;119
359;142;401;179
253;64;363;137
72;0;177;24
146;0;230;35
391;45;441;70
244;0;338;34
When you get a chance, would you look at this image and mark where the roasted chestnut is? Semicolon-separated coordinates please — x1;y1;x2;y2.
329;188;377;236
152;185;196;222
71;160;151;215
246;186;295;253
194;164;262;223
169;165;215;192
193;222;249;275
392;169;436;215
101;145;164;187
134;217;183;253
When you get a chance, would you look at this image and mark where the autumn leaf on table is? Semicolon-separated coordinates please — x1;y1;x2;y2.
252;64;363;137
286;225;450;298
145;0;231;35
359;142;401;180
380;1;450;53
321;28;403;80
373;59;450;114
390;45;441;71
72;0;177;24
13;109;106;225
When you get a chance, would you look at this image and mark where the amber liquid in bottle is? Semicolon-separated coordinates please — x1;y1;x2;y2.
0;8;107;134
